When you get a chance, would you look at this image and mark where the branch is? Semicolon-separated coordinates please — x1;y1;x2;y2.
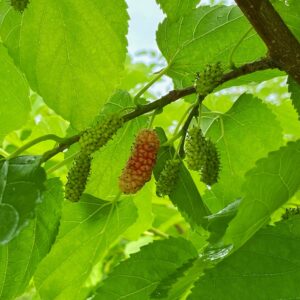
41;57;274;162
235;0;300;84
123;57;274;123
41;134;80;163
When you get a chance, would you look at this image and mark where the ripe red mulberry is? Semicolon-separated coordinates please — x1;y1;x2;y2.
119;129;160;194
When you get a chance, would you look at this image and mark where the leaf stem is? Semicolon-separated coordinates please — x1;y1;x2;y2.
133;66;169;105
147;228;169;238
6;134;65;160
229;27;253;68
46;151;79;174
174;102;198;136
113;191;123;203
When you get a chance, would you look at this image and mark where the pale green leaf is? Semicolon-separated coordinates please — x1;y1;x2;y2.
156;6;266;88
34;194;137;300
0;44;30;140
94;237;198;300
0;0;129;129
204;94;283;213
156;0;199;20
123;183;153;240
224;140;300;249
272;0;300;40
189;217;300;300
0;178;63;300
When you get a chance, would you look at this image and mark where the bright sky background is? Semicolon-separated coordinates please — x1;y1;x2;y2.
126;0;164;54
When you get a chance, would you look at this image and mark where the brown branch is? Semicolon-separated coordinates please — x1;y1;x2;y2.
123;57;274;123
41;57;274;162
235;0;300;84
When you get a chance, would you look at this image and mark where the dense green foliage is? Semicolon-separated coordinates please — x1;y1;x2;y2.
0;0;300;299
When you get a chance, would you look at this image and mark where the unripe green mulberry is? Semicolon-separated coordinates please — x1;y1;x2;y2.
119;129;160;194
11;0;29;12
185;127;206;171
79;115;123;155
201;140;220;186
194;62;223;96
65;153;92;202
156;159;180;197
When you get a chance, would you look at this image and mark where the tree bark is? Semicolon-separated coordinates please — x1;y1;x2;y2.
235;0;300;84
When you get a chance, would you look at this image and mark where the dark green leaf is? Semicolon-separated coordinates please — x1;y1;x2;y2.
189;217;300;300
0;178;63;300
34;194;137;300
206;199;240;244
151;257;197;299
0;204;18;243
224;140;300;249
154;128;210;228
94;237;198;300
0;156;46;244
288;76;300;119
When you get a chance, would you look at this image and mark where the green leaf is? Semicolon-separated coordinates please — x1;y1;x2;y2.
86;90;148;199
0;204;18;243
206;199;240;244
0;44;30;140
272;0;300;41
288;76;300;119
0;156;46;245
156;0;199;20
34;194;137;300
93;237;198;300
0;0;129;129
154;128;210;228
123;184;153;240
156;6;266;88
204;94;283;213
224;140;300;249
0;178;63;300
151;257;197;299
189;217;300;300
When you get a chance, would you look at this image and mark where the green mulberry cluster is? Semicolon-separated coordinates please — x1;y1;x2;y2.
79;115;123;155
11;0;29;12
65;113;123;202
185;126;220;186
156;159;180;197
200;140;220;186
185;127;206;171
194;62;223;96
65;153;92;202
